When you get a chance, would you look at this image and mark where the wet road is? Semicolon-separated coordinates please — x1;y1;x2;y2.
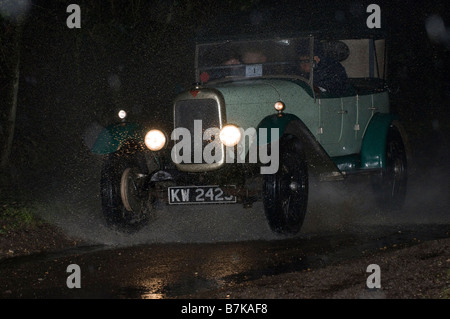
1;165;450;299
1;223;449;299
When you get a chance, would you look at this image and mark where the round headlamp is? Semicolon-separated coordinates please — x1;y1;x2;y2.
219;125;241;147
118;110;127;119
144;129;167;151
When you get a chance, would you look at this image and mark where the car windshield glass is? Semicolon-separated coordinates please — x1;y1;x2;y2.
196;37;312;83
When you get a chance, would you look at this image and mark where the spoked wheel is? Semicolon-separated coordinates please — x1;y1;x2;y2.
263;135;308;234
373;125;408;210
101;150;154;231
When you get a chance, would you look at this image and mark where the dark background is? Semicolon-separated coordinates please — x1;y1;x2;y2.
1;0;449;200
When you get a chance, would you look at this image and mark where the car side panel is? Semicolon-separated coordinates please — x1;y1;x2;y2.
318;91;390;157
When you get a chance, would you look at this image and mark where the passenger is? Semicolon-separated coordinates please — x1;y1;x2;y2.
221;53;242;78
222;47;267;65
223;57;241;65
298;42;349;95
241;49;267;64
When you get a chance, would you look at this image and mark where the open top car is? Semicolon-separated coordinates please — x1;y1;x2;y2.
92;32;409;234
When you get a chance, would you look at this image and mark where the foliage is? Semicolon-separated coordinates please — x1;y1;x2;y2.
0;202;43;234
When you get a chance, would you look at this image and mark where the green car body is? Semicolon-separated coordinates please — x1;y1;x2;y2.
213;79;395;171
96;34;409;234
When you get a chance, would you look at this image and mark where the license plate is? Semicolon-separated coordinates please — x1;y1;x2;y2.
168;186;236;205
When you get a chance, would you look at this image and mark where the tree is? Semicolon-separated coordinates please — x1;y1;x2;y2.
0;21;22;169
0;0;30;170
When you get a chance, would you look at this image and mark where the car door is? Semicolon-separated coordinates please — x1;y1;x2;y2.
317;97;343;156
339;95;359;154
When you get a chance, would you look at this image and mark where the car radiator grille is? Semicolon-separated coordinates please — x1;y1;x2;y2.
174;98;223;165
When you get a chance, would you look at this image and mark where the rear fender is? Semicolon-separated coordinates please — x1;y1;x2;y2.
360;113;408;169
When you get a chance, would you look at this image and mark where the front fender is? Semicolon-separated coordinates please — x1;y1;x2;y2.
256;113;343;181
256;113;300;145
91;122;145;155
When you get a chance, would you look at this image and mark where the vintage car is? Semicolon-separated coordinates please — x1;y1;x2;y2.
92;32;409;234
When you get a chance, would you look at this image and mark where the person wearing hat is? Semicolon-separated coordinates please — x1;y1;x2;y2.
298;41;349;95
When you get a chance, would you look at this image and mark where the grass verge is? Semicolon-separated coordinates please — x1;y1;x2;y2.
0;201;44;235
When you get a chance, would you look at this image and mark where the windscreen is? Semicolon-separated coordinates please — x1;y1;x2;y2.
196;37;312;83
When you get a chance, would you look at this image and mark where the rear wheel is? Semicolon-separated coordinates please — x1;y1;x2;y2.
373;125;407;210
263;135;308;234
101;149;153;231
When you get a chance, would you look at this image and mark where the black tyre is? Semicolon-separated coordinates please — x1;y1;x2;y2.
263;135;308;234
373;125;407;210
100;149;153;230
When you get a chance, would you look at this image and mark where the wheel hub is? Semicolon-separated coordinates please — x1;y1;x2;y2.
120;168;147;212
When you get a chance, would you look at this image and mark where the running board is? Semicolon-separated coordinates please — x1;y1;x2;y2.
320;168;382;181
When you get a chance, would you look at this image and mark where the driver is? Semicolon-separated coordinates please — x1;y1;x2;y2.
298;42;349;95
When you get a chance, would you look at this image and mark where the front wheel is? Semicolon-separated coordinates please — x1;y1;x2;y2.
100;150;154;231
263;135;308;234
